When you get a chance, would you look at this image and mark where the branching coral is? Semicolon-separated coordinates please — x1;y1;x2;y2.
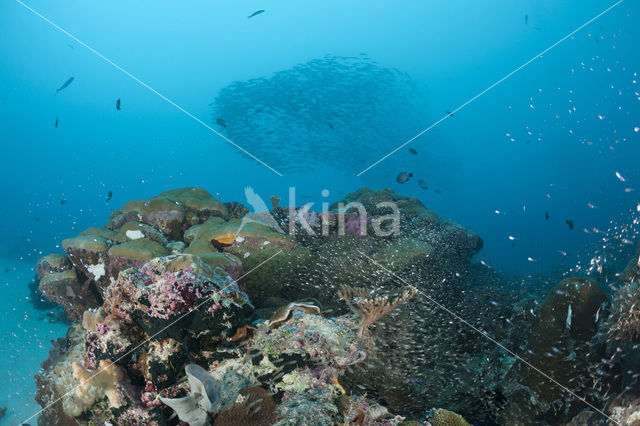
338;285;417;337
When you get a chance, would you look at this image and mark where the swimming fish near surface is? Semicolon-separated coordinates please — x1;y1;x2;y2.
409;148;418;155
396;172;413;184
248;10;265;18
545;210;549;220
60;199;67;205
55;77;74;94
418;180;428;190
116;98;121;110
327;122;334;129
446;110;455;117
55;116;59;128
566;219;574;230
106;190;113;203
216;118;227;128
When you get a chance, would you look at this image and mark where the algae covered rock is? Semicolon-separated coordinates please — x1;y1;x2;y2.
38;269;100;320
62;235;112;287
104;254;252;339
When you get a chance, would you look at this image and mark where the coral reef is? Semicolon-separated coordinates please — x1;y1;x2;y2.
32;186;517;425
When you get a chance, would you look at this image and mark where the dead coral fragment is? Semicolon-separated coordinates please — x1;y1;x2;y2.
70;359;126;417
338;285;417;337
268;302;322;330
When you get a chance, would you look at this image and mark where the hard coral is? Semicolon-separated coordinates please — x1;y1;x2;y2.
431;408;471;426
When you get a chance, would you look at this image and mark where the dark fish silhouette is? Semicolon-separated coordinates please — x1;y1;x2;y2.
116;99;121;110
327;122;334;129
106;190;113;203
248;10;265;18
446;110;455;117
60;199;67;205
55;77;74;94
566;219;574;230
55;116;59;128
216;118;227;128
396;172;413;184
435;189;442;194
418;180;428;190
545;211;549;220
409;148;418;155
525;14;528;25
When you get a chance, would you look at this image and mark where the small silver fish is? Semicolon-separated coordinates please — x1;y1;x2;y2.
566;304;572;331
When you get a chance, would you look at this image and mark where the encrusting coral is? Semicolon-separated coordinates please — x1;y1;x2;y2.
338;285;417;337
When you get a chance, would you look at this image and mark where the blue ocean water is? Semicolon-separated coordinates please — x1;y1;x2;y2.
0;0;639;423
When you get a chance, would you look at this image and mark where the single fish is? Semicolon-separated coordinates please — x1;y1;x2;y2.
446;110;455;117
418;179;428;190
615;171;625;182
545;210;549;220
409;379;422;385
248;10;265;18
106;190;113;203
60;199;67;205
435;189;442;194
566;219;574;230
396;172;413;184
216;118;227;128
55;116;59;128
116;98;121;110
566;304;572;331
525;14;528;25
327;122;334;129
55;77;74;94
409;148;418;155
